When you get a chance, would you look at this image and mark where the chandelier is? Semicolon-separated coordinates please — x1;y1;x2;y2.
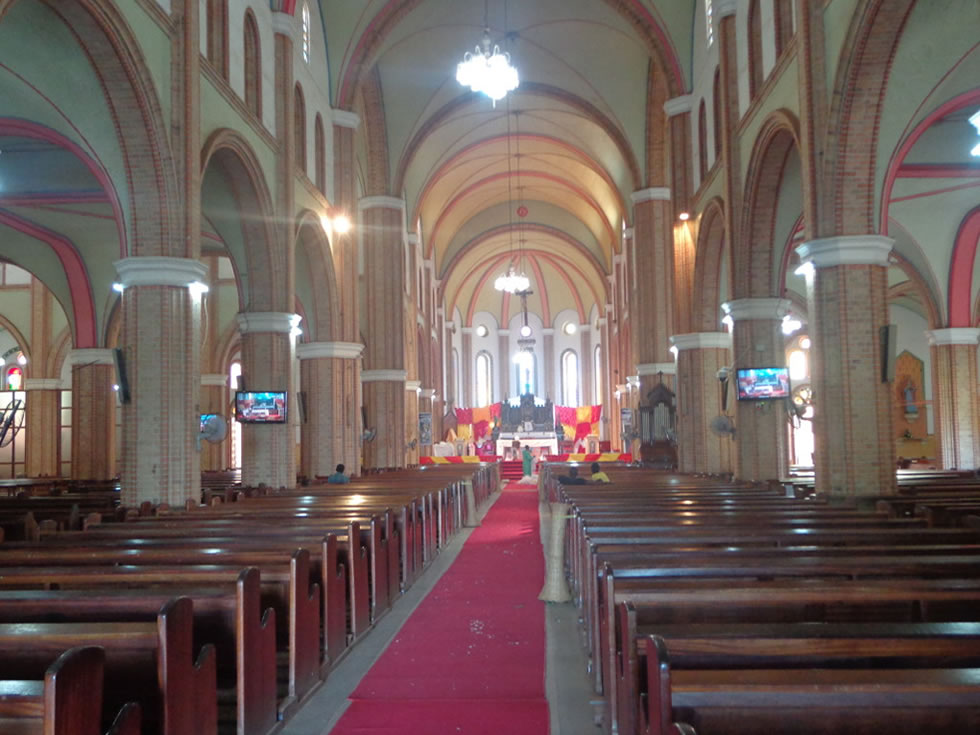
456;0;518;106
495;268;530;293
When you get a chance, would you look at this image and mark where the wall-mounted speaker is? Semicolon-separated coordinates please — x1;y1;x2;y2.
880;324;897;383
113;348;132;404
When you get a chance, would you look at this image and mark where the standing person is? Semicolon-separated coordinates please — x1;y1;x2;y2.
326;464;350;484
522;444;533;478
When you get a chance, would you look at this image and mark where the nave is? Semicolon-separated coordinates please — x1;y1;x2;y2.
3;461;980;734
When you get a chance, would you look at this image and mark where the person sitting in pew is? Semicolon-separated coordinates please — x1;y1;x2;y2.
327;464;350;484
558;466;589;485
590;462;611;483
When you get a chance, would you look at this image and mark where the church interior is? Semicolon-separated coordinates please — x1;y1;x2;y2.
0;1;978;733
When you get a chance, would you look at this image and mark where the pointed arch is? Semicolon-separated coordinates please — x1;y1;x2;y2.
244;9;262;118
693;198;729;332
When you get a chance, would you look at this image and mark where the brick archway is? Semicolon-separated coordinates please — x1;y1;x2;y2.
739;110;802;298
692;198;729;332
295;210;341;342
200;129;285;313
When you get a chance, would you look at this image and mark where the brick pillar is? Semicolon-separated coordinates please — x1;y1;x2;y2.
114;258;206;505
25;379;60;477
297;341;364;479
671;333;734;474
406;380;420;466
200;374;228;472
237;312;300;488
927;328;980;471
362;370;407;469
797;236;895;496
360;195;407;470
498;331;509;399
723;298;791;481
69;349;116;482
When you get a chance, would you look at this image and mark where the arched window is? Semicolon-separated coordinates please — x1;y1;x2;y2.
698;99;708;181
243;11;261;118
705;0;714;47
593;344;602;405
294;83;306;173
206;0;229;80
475;351;492;407
712;67;722;160
301;2;311;64
514;352;536;396
314;114;326;194
229;361;242;469
561;349;579;406
748;0;763;99
451;348;460;405
774;1;794;58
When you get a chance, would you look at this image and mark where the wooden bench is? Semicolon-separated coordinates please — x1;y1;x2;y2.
0;646;140;735
0;597;216;735
642;634;980;735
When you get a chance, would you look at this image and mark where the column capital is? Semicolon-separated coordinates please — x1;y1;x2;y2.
406;380;422;391
114;257;208;288
637;362;676;377
631;187;671;204
69;348;115;366
796;235;893;269
714;0;738;18
362;369;407;382
24;378;62;390
270;11;296;38
357;195;405;212
331;109;361;129
296;341;365;360
420;388;436;399
236;312;302;334
663;95;693;117
722;298;791;321
926;328;980;346
201;374;228;387
670;332;733;351
624;227;634;239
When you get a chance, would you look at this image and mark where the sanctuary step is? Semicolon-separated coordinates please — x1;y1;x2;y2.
500;461;525;481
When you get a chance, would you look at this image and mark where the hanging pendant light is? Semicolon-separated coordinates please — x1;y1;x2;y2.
456;1;519;106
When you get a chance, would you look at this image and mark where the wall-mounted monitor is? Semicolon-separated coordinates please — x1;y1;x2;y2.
735;367;790;401
235;391;288;423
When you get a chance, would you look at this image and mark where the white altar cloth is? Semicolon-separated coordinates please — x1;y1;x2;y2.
496;433;558;459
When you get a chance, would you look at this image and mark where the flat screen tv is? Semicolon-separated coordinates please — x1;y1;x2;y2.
735;367;790;401
235;391;288;423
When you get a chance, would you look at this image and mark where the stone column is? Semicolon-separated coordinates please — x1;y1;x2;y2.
360;195;407;470
461;330;473;407
297;341;364;479
406;380;420;466
25;378;60;478
199;373;228;472
723;298;791;481
670;333;734;474
631;188;675;404
114;257;207;505
237;311;300;488
796;236;895;496
927;328;980;471
361;370;407;469
68;349;116;483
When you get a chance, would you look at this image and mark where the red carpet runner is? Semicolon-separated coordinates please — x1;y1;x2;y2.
329;484;549;734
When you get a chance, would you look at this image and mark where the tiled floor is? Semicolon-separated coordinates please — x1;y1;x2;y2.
280;489;598;735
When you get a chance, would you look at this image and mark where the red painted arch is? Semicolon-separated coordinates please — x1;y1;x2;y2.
949;207;980;327
0;209;96;348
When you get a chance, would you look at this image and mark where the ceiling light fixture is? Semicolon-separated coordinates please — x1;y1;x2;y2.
456;1;518;106
494;106;530;294
970;109;980;157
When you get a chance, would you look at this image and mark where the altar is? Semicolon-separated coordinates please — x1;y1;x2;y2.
496;432;558;460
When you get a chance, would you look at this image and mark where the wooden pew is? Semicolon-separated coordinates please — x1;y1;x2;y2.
0;567;278;735
0;597;216;735
0;645;141;735
641;634;980;735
